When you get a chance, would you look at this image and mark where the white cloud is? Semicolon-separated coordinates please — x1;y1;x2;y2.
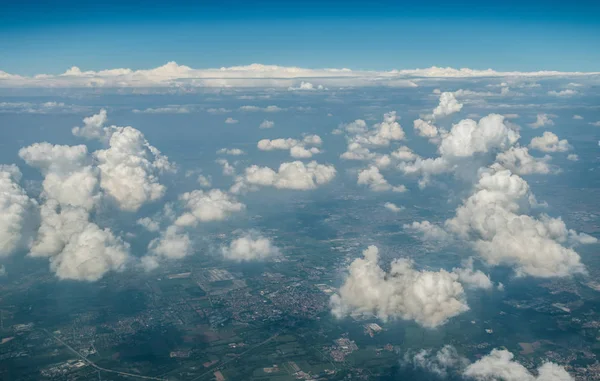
136;217;160;232
217;148;245;156
132;106;190;114
234;161;336;192
206;107;231;114
259;120;275;129
567;154;579;161
384;202;404;212
357;166;406;192
445;169;592;277
225;117;239;124
404;345;469;378
197;174;212;187
288;81;324;91
413;119;439;139
547;89;577;97
530;131;571;153
452;258;493;290
174;189;245;227
141;225;193;271
432;92;463;119
3;62;594;88
330;245;469;328
493;146;554;175
216;158;236;176
403;221;452;242
572;114;583;120
239;105;283;112
220;231;279;262
589;121;600;127
19;142;101;210
0;165;37;257
257;135;322;159
529;113;555;129
30;200;130;281
464;349;573;381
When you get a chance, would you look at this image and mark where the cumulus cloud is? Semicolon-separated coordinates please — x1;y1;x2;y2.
197;174;212;187
493;147;555;175
19;143;101;210
445;169;592;277
259;120;275;129
233;161;336;192
403;345;469;378
220;231;280;262
331;245;469;328
590;121;600;127
225;117;239;124
141;225;193;271
384;202;404;212
0;165;37;257
413;118;439;139
567;154;579;161
529;113;555;129
174;189;245;227
432;92;463;119
357;166;406;192
257;134;322;158
464;349;573;381
71;110;176;211
403;221;452;242
452;258;493;290
547;89;577;97
30;200;130;281
217;148;245;156
239;105;283;112
572;115;583;120
288;81;324;91
216;158;236;176
530;132;571;153
136;217;160;232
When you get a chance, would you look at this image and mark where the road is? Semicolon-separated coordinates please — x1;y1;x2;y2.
42;329;168;381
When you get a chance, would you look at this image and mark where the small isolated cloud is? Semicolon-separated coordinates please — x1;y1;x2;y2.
384;202;404;212
404;221;452;242
357;166;406;192
217;148;245;156
572;114;583;120
136;217;160;232
567;154;579;161
239;105;284;112
233;161;336;193
207;107;231;114
463;349;574;381
529;113;555;129
288;81;325;91
432;92;463;119
589;121;600;127
547;89;577;97
452;258;493;290
259;119;274;129
132;106;190;114
413;119;439;139
330;245;469;328
257;135;322;159
220;231;280;262
142;225;193;271
174;189;245;227
403;345;469;378
529;131;571;152
225;117;239;124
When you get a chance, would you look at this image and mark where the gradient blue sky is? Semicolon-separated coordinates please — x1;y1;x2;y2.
1;0;599;75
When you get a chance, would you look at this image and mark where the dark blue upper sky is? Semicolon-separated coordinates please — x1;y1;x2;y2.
1;0;599;74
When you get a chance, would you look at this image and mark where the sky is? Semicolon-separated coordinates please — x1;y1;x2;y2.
1;0;599;74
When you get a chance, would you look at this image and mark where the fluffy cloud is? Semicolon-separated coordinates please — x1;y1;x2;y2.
259;120;275;129
217;148;245;156
529;113;555;129
432;92;463;119
403;221;452;242
0;165;37;257
331;245;469;328
384;202;404;212
197;174;212;187
19;143;101;210
234;161;336;192
136;217;160;232
220;231;280;262
225;117;239;124
493;147;554;175
445;169;592;277
257;135;322;158
216;158;236;176
567;154;578;161
464;349;573;381
404;345;469;378
357;166;406;192
72;110;176;211
413;119;439;139
572;115;583;120
452;258;493;290
288;81;324;91
239;105;283;112
174;189;245;227
30;200;130;281
529;132;571;153
141;225;193;271
547;89;577;97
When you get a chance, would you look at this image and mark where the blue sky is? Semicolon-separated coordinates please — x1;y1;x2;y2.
1;0;599;74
